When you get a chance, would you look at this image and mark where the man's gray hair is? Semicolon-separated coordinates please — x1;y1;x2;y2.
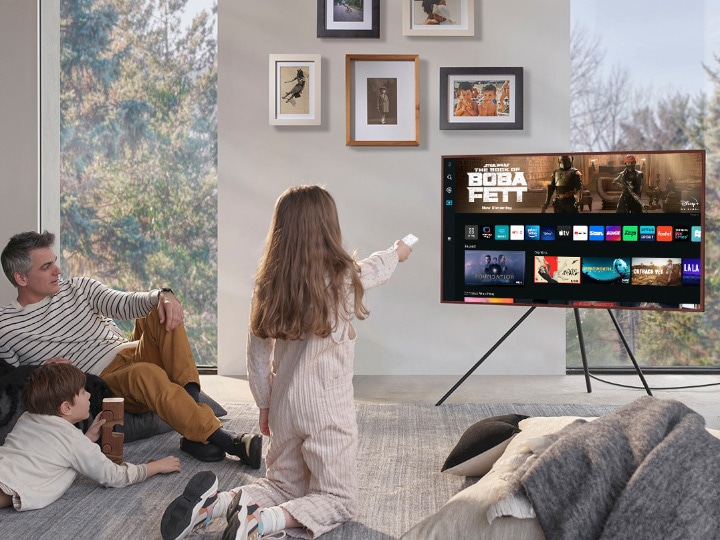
1;231;55;287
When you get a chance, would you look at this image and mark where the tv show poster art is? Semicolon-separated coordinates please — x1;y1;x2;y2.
681;258;701;286
581;257;632;285
464;250;525;286
534;255;581;284
631;257;681;286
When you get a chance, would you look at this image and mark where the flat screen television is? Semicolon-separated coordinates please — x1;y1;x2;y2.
441;150;705;311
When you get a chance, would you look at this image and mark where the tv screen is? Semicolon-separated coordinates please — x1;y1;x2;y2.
441;150;705;311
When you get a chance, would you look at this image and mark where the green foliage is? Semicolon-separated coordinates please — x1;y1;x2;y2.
59;0;218;366
569;34;720;369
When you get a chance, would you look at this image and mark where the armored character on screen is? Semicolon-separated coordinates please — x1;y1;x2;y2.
648;173;664;209
542;155;583;213
666;177;676;194
614;154;645;213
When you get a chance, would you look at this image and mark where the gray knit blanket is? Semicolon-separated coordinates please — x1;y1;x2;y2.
521;396;720;540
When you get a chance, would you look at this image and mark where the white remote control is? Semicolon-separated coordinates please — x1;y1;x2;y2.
401;234;419;247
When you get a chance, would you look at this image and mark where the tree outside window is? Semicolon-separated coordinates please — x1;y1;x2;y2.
59;0;218;367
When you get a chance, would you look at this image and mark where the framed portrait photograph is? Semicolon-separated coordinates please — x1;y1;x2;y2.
346;54;420;146
317;0;380;38
440;67;523;130
402;0;474;36
269;54;321;126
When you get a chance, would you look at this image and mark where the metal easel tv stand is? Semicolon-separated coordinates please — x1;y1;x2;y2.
435;306;652;406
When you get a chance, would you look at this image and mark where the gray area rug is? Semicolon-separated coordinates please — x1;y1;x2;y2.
0;402;617;539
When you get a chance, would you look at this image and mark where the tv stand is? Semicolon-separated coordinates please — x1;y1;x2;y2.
435;307;652;406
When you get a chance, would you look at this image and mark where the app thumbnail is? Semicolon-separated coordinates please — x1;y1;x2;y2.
631;258;681;286
682;258;701;286
465;250;525;286
534;255;581;284
525;225;540;240
540;225;555;241
581;257;631;284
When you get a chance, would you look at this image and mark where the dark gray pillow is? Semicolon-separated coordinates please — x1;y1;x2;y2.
199;390;227;418
442;413;528;477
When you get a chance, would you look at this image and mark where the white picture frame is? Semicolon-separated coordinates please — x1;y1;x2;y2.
269;54;321;126
402;0;474;37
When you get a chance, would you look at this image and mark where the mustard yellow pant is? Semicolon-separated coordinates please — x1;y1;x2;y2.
99;307;221;442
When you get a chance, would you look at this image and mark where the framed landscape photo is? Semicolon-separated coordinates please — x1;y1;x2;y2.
346;54;420;146
269;54;321;126
402;0;474;36
440;67;523;130
317;0;380;38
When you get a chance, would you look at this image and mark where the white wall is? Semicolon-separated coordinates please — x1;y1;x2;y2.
0;0;571;377
0;0;40;302
218;0;571;376
0;0;59;305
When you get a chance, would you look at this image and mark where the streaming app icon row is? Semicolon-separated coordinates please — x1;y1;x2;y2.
465;225;702;242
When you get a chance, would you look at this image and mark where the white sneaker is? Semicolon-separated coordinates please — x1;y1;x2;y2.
161;470;218;540
221;490;289;539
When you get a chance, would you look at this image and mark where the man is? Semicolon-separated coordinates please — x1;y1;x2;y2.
542;155;583;213
614;154;645;213
0;231;262;468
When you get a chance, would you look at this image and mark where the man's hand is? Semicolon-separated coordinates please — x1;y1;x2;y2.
43;357;72;365
157;290;184;332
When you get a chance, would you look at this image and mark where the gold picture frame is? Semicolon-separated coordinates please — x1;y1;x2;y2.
346;54;419;146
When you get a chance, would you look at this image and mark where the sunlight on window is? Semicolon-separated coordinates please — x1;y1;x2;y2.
59;0;218;367
568;0;720;369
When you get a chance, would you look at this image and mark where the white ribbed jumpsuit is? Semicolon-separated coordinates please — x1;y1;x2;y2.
244;249;399;539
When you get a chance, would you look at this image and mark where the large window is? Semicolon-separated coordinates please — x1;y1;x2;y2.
568;0;720;369
57;0;218;367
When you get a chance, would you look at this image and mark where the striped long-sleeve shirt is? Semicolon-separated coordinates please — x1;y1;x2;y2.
0;277;159;374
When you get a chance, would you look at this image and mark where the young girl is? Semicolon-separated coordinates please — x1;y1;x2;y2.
161;185;412;539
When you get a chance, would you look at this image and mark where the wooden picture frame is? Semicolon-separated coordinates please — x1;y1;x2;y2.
269;54;321;126
402;0;474;37
346;54;420;146
317;0;380;38
440;67;523;130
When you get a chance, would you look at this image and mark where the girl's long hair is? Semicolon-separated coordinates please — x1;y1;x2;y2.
250;185;368;340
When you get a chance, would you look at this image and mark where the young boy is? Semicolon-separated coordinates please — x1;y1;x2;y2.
478;83;499;116
453;81;479;116
0;363;181;511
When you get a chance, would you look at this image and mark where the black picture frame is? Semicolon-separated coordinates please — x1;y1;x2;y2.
440;67;524;130
317;0;380;38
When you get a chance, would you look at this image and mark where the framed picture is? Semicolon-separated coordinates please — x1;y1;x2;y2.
402;0;474;36
269;54;321;126
440;67;523;130
317;0;380;38
346;54;420;146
